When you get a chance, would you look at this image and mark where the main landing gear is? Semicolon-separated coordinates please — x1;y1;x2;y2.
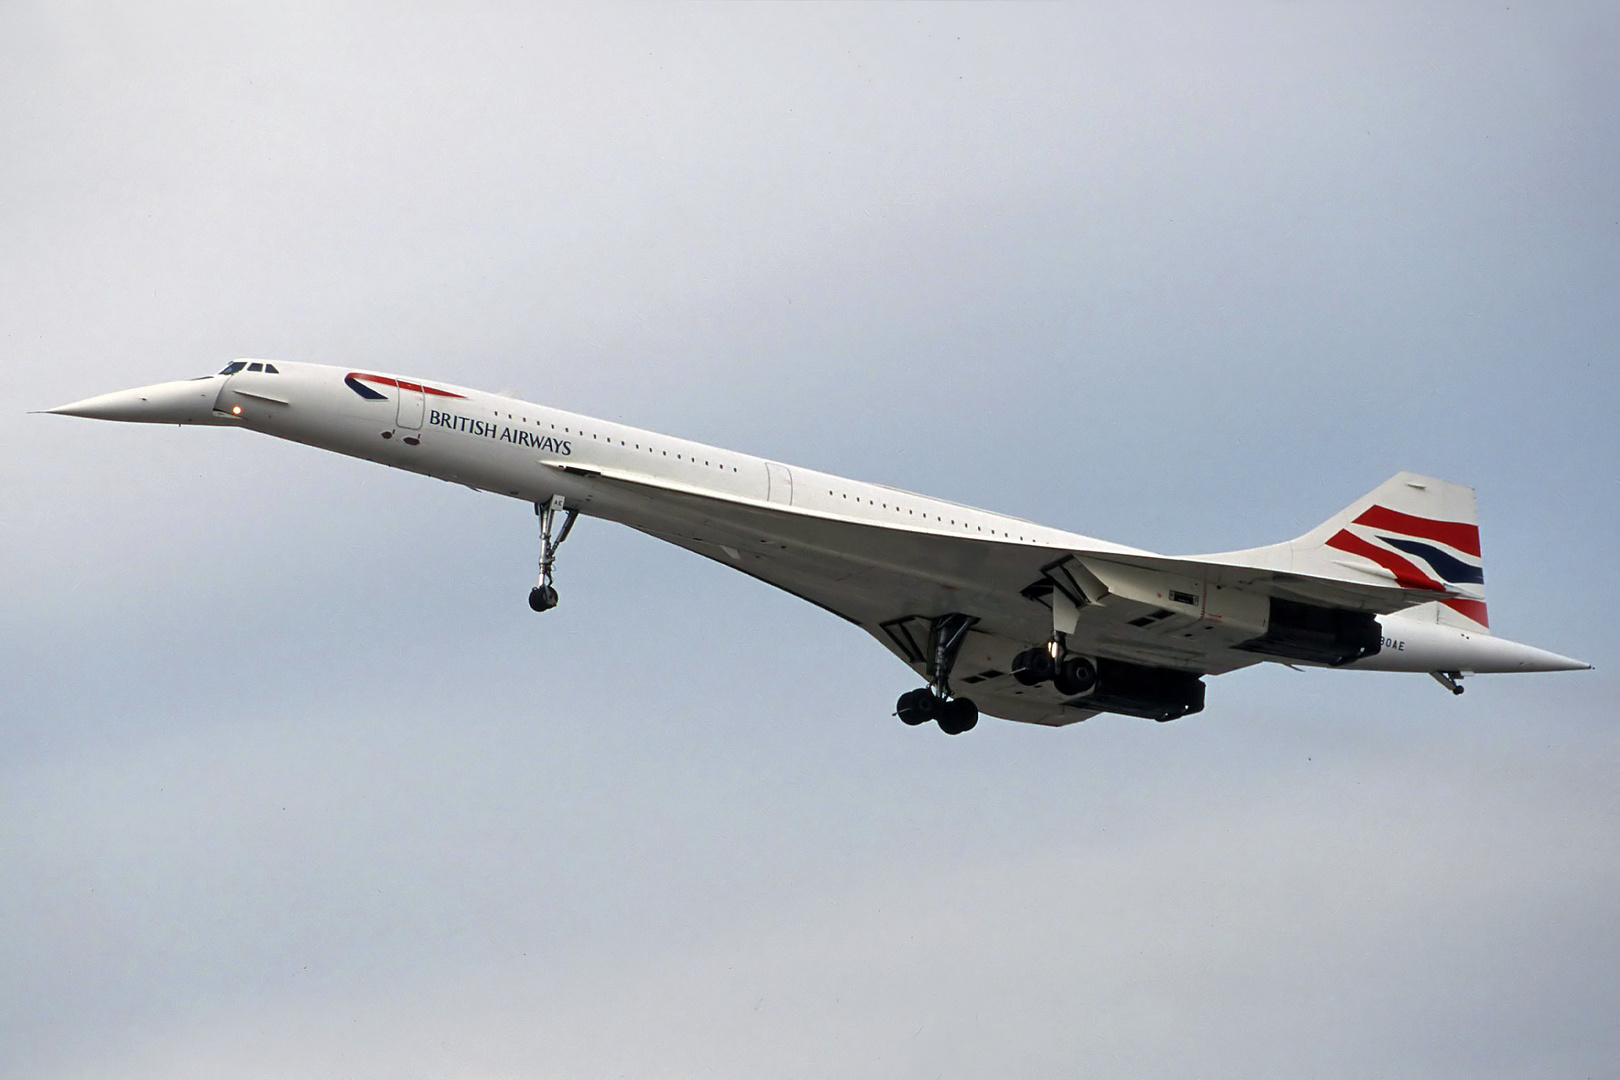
529;494;578;612
895;613;980;735
896;687;980;735
1013;644;1097;696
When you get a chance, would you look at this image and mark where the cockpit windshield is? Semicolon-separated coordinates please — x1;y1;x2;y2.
217;361;279;375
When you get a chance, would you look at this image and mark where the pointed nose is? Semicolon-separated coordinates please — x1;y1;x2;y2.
47;378;227;424
1533;651;1593;673
1489;640;1593;672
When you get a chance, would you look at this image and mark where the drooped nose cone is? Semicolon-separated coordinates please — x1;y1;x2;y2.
47;378;229;425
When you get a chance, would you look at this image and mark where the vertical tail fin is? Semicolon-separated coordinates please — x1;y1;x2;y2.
1219;472;1490;631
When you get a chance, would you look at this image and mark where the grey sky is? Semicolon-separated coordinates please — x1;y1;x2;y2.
3;3;1616;1077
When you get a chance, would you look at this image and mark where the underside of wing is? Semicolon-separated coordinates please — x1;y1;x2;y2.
562;463;1446;724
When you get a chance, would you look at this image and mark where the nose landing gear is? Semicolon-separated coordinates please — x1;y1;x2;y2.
529;494;578;612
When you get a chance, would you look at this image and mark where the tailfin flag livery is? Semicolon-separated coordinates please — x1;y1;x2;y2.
1209;472;1489;630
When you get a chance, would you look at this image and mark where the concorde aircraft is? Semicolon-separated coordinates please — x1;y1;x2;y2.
47;361;1588;733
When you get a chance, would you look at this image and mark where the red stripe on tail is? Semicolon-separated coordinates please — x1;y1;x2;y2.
1440;598;1490;628
1353;505;1480;557
1324;529;1447;591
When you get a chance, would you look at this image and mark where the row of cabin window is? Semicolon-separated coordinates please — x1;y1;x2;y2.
825;488;1028;539
212;376;1007;527
495;404;1024;536
483;409;739;471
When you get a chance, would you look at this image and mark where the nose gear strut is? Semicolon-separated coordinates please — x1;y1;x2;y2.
1429;670;1466;695
530;494;578;612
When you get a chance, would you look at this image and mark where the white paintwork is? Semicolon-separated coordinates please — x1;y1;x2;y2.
45;360;1590;725
1350;615;1588;675
397;384;425;430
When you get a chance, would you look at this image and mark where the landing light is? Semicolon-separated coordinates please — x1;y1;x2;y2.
232;405;242;415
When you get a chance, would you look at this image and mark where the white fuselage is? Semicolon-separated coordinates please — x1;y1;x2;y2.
249;363;1138;555
48;360;1589;684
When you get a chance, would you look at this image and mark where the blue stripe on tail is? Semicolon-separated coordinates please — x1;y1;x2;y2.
1379;537;1485;585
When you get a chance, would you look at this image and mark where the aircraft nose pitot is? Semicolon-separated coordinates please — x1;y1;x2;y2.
47;377;229;425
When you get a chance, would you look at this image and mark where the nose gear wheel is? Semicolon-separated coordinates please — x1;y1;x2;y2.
529;494;577;612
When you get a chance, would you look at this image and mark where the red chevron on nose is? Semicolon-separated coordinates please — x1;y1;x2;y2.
346;372;467;399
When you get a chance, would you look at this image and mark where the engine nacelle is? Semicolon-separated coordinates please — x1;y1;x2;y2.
1077;658;1206;722
1237;598;1382;666
1014;648;1205;721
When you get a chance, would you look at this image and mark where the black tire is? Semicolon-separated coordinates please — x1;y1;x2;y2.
1054;654;1098;697
1011;647;1055;686
937;697;979;734
896;688;937;726
528;585;559;612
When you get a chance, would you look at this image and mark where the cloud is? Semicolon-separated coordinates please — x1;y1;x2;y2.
16;700;1614;1079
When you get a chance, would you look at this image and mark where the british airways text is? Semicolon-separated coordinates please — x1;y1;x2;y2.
429;410;572;455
